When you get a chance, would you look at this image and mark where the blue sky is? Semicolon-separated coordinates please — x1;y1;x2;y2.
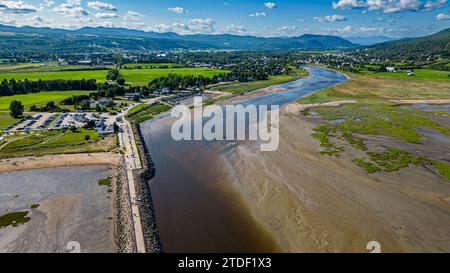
0;0;449;37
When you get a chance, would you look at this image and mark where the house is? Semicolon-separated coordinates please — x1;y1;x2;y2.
407;72;415;76
161;88;171;94
99;98;114;106
97;126;114;136
386;67;396;72
124;93;139;100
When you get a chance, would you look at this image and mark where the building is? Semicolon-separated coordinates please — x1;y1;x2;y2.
99;97;114;106
124;93;139;100
97;126;114;136
386;67;396;72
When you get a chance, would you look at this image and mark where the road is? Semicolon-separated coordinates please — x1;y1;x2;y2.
116;98;158;253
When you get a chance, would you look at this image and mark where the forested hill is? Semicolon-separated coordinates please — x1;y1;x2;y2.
365;28;450;60
0;24;358;54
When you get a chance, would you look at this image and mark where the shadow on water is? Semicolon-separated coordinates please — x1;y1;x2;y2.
141;66;348;253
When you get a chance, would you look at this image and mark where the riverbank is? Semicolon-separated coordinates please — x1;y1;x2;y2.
226;109;450;252
0;152;142;253
0;165;116;253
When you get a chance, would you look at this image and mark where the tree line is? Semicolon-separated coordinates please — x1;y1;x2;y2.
0;79;97;96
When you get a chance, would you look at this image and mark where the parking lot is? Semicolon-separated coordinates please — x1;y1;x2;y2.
2;111;117;135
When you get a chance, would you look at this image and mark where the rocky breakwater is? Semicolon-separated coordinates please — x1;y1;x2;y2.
131;123;163;253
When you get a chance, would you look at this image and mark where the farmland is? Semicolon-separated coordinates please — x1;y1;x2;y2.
0;91;93;111
0;65;227;86
0;70;109;82
120;67;228;86
363;69;450;80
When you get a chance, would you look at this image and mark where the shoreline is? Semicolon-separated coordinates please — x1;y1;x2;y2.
0;152;120;173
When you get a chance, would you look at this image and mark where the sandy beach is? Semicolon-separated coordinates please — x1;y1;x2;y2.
0;153;120;173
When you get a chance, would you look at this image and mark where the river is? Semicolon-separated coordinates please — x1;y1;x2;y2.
140;66;348;253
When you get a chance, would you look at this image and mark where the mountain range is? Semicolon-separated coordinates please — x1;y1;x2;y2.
0;24;358;53
344;36;397;46
365;28;450;59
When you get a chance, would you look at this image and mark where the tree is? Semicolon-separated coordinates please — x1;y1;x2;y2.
9;100;24;118
84;120;96;129
117;78;126;86
84;135;91;141
79;100;90;111
113;122;120;134
69;126;77;133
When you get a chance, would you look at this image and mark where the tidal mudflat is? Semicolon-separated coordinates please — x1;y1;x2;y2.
0;165;115;253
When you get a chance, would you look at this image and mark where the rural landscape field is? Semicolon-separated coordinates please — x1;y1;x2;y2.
0;0;449;263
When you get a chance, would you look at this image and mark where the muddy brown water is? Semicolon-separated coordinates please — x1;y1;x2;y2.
141;66;348;253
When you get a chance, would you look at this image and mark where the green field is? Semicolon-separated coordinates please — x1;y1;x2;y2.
121;67;227;86
0;112;18;130
127;103;171;124
122;63;183;69
0;128;117;158
0;70;109;82
212;74;299;94
0;66;227;86
365;69;450;80
0;91;93;111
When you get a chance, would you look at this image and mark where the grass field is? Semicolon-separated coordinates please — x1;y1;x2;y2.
127;103;171;124
0;65;227;86
212;74;302;94
0;91;93;111
0;70;109;82
122;63;183;69
298;74;450;104
364;69;450;80
0;112;18;130
121;67;227;86
0;128;117;158
299;73;450;179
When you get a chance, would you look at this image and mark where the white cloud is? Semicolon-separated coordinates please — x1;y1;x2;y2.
43;0;54;7
224;24;247;34
332;0;448;13
168;7;187;14
0;15;15;24
264;2;277;9
277;25;298;35
314;14;347;22
0;1;38;14
87;1;117;11
249;12;267;17
123;10;142;21
155;18;217;34
187;18;216;33
436;12;450;19
94;12;118;19
53;3;89;17
336;25;352;34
